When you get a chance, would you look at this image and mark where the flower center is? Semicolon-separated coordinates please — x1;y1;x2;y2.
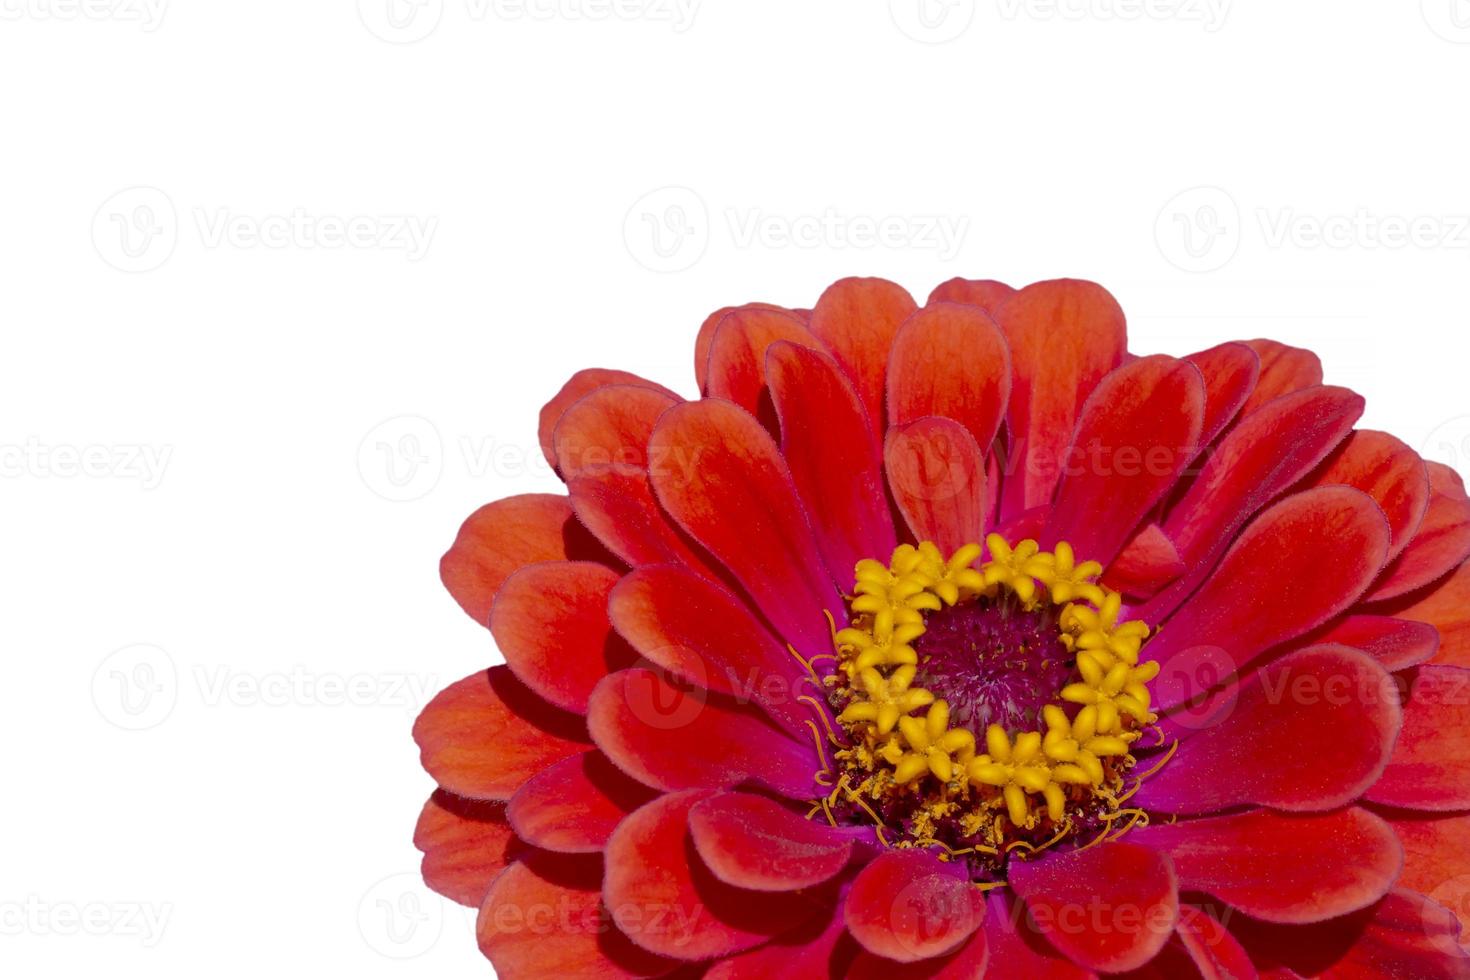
911;597;1073;733
802;536;1173;882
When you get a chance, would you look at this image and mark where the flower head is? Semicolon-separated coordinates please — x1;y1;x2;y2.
414;277;1470;977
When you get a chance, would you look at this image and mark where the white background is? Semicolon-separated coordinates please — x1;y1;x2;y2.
3;1;1470;976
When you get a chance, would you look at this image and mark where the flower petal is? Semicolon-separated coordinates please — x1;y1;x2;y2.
1303;614;1441;671
586;668;818;799
604;790;824;961
1043;355;1206;566
506;750;656;854
1155;385;1363;593
980;892;1091;980
607;564;813;733
704;908;853;980
1009;841;1178;974
808;277;919;437
1139;645;1400;814
479;853;676;977
1306;430;1430;565
847;929;990;979
1369;464;1470;601
706;307;825;429
695;302;805;391
1382;809;1470;936
414;790;520;907
1367;666;1470;811
1374;560;1470;668
844;849;985;964
1131;808;1401;923
884;417;987;554
649;399;844;654
1147;486;1392;708
688;792;853;891
1103;523;1186;599
887;301;1012;452
926;277;1015;313
440;494;616;627
414;667;591;801
490;561;636;714
538;367;679;470
555;384;718;573
1184;341;1260;448
1238;338;1322;415
768;340;897;580
1228;888;1470;979
1174;903;1257;980
992;279;1127;518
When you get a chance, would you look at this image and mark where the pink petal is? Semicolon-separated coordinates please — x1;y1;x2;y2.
1305;430;1430;565
1184;341;1260;448
887;301;1012;453
926;277;1015;313
537;367;679;470
1302;614;1441;671
808;277;919;438
506;750;656;854
706;307;825;430
1367;665;1470;811
688;792;853;891
414;790;520;907
844;850;986;963
1238;339;1322;415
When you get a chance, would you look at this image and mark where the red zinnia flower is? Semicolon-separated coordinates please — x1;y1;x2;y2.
412;277;1470;978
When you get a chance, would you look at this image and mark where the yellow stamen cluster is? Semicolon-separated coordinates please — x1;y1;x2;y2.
826;535;1160;846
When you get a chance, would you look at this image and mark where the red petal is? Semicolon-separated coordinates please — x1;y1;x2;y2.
1368;474;1470;601
1104;523;1186;599
1229;888;1470;979
1147;486;1392;708
980;892;1092;980
414;667;591;801
688;792;853;891
607;564;813;733
649;399;844;653
1174;903;1257;980
538;367;679;470
479;853;675;977
847;929;990;979
695;302;805;391
414;790;520;907
1368;665;1470;811
1009;841;1178;973
1132;808;1401;923
1375;560;1470;668
1383;809;1470;936
1303;614;1440;671
490;561;635;714
586;668;818;798
1043;355;1206;566
1157;385;1363;583
704;908;854;979
887;301;1012;452
926;277;1015;313
885;417;986;554
440;494;616;627
768;340;898;580
1185;341;1260;448
1238;339;1322;415
1307;430;1430;565
808;277;919;438
706;307;825;429
844;850;985;963
992;279;1127;518
1139;645;1400;814
604;790;822;960
506;750;656;854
